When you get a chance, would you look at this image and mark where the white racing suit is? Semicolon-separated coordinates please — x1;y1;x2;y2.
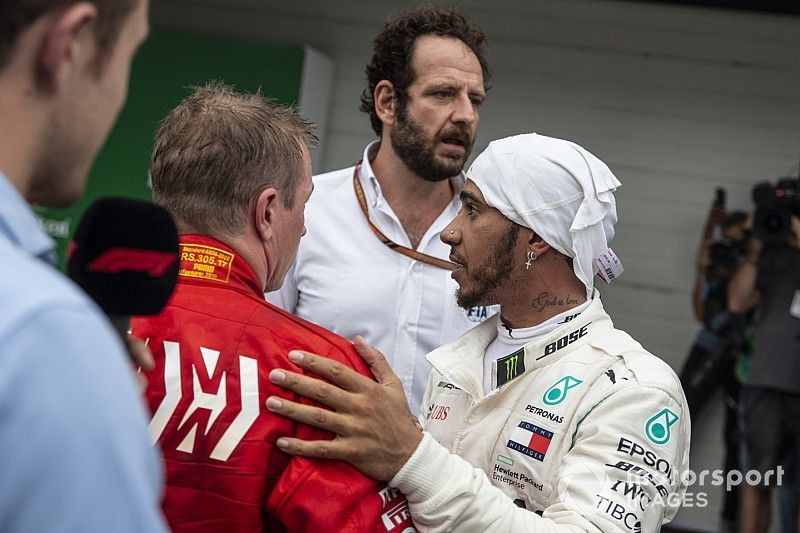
390;292;690;532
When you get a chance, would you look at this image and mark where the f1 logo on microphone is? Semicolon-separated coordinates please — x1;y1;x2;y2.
88;248;176;276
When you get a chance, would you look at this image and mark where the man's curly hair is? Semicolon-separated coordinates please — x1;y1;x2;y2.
360;5;490;136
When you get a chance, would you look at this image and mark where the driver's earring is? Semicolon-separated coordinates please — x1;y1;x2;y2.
525;251;536;270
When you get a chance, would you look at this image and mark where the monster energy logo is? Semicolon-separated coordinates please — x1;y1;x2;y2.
645;408;679;446
505;355;519;381
496;349;525;388
542;375;583;405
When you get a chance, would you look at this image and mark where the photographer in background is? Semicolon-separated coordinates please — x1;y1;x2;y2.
729;177;800;533
692;189;730;322
681;189;750;532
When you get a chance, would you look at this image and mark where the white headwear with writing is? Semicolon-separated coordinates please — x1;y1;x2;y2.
467;133;621;298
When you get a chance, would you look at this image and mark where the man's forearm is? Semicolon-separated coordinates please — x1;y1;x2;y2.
728;258;758;312
390;433;584;532
691;277;704;322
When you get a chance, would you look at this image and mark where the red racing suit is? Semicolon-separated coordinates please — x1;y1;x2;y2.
133;235;415;532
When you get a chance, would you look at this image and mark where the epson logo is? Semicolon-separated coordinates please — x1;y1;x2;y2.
617;437;674;478
543;324;589;357
524;404;564;424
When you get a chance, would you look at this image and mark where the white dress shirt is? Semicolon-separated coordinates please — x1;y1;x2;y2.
269;142;495;413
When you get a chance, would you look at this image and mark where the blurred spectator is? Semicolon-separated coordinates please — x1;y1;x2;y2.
729;178;800;532
681;196;750;532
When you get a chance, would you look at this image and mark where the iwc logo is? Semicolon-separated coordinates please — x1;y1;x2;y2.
644;408;679;446
542;375;583;406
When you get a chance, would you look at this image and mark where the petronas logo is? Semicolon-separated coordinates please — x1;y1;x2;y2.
542;376;583;406
645;408;679;446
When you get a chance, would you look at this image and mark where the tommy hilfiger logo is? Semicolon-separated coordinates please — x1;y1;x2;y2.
506;421;553;462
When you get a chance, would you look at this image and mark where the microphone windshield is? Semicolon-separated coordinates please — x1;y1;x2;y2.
68;197;179;316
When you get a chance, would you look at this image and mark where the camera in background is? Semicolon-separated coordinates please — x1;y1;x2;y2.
752;177;800;247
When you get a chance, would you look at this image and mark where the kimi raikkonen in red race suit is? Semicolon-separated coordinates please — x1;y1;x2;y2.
133;235;415;532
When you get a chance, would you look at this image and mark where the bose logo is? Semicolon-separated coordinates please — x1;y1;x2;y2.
543;324;589;357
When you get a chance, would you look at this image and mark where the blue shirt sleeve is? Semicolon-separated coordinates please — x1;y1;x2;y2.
0;304;166;532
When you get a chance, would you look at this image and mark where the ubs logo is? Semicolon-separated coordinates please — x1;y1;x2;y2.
426;403;450;421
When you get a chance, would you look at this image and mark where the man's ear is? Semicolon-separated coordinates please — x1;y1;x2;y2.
528;232;551;257
254;187;280;242
374;80;398;127
37;2;98;92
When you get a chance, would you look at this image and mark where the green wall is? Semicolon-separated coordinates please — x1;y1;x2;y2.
36;29;304;269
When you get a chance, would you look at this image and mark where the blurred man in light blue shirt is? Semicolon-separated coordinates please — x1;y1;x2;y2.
0;0;165;530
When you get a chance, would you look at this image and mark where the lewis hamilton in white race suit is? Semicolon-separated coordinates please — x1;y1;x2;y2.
267;133;691;532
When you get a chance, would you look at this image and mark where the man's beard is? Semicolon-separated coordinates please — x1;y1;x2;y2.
390;105;473;182
456;223;520;309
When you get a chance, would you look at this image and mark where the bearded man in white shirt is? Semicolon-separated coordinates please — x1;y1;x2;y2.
268;5;492;413
266;133;692;532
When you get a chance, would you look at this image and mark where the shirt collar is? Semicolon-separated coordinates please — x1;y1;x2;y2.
428;290;614;395
176;234;265;299
0;172;56;264
358;141;383;209
496;299;591;343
